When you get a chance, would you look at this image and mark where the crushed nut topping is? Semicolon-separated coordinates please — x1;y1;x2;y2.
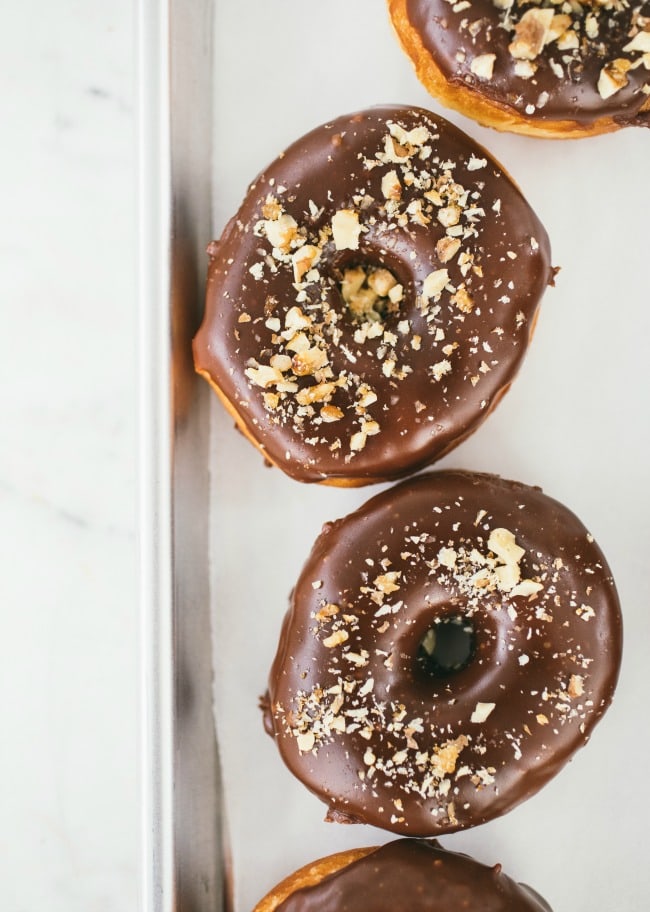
240;113;508;461
458;1;650;109
273;496;605;829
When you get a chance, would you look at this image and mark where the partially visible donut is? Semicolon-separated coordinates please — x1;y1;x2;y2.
193;106;553;486
262;470;622;836
388;0;650;138
254;839;552;911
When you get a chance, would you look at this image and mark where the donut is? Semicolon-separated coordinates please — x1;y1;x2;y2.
254;839;552;911
262;470;622;836
193;106;554;486
387;0;650;138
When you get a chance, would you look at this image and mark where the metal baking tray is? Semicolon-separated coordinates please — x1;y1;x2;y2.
139;2;650;911
138;1;225;910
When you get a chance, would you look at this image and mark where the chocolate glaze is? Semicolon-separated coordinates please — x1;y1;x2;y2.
276;840;552;911
405;0;650;128
264;471;622;836
193;107;553;484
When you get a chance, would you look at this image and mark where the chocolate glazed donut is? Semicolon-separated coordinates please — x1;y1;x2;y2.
388;0;650;138
254;840;552;911
193;106;554;485
262;471;622;836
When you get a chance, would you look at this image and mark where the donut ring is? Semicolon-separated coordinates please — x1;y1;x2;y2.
263;470;622;836
388;0;650;138
193;106;553;486
254;839;552;911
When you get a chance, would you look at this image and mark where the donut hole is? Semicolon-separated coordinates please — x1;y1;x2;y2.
416;617;475;678
337;263;403;325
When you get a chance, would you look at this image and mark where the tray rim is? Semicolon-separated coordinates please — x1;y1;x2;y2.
137;1;223;909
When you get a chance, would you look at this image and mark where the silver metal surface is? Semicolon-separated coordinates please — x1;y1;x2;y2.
138;1;223;910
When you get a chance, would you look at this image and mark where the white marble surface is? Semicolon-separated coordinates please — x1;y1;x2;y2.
1;4;138;908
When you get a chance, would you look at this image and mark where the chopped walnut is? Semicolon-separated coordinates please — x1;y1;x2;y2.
340;264;400;323
488;528;524;564
381;169;402;201
508;9;554;61
320;405;344;422
332;209;361;250
437;204;462;228
292;345;328;377
292;244;321;283
295;382;336;406
296;731;315;753
323;629;349;649
471;702;496;723
431;735;468;776
514;59;537;79
264;212;298;252
437;236;462;263
598;58;632;98
368;268;398;297
624;30;650;54
470;53;496;80
451;286;474;313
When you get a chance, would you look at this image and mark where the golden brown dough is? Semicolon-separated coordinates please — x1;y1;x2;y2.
253;848;372;912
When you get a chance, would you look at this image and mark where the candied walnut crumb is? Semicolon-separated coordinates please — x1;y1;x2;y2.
471;702;496;723
451;286;474;313
470;53;496;80
315;603;340;622
320;405;344;422
381;169;402;201
423;269;449;299
437;204;462;228
292;244;321;283
296;731;315;753
437;236;462;263
509;9;554;62
598;58;632;99
568;674;585;698
261;195;282;220
323;629;349;649
264;212;298;252
332;209;361;250
432;735;469;776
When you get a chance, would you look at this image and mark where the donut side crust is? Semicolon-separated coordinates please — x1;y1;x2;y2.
197;367;383;487
253;847;375;912
197;302;539;485
198;368;512;487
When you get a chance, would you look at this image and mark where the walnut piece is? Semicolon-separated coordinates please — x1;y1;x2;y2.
437;236;462;263
598;58;631;99
381;169;402;201
332;209;361;251
508;9;554;61
470;53;496;80
471;702;496;723
423;269;449;299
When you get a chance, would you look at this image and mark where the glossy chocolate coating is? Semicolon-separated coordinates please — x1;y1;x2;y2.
276;840;552;911
193;106;553;484
264;471;622;836
405;0;650;128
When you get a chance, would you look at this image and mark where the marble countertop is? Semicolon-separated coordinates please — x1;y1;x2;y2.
1;4;138;907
